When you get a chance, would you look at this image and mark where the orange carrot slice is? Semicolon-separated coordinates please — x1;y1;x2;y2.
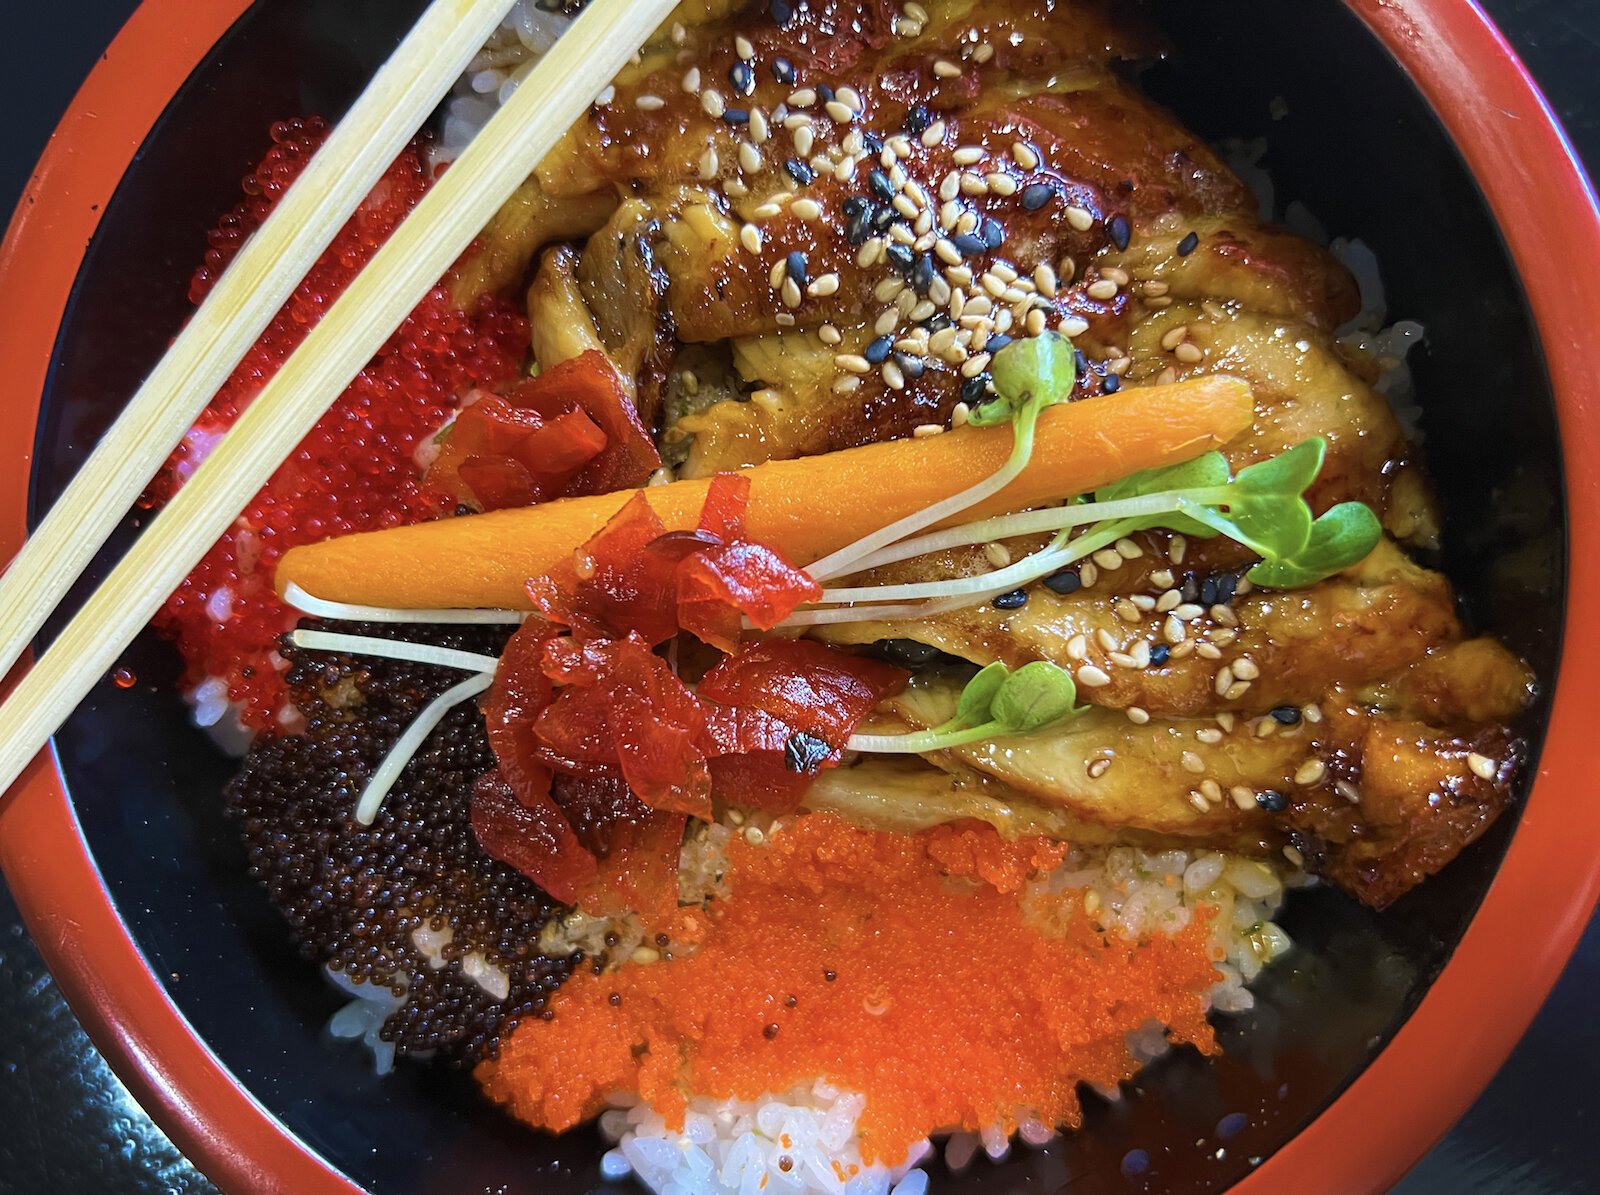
277;376;1253;610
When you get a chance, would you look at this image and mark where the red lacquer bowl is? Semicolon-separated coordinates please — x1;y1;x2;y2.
1;2;1596;1192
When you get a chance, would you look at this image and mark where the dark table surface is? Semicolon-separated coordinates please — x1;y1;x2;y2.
2;2;1598;1193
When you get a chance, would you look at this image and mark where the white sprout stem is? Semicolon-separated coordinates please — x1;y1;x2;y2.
284;582;527;625
289;628;503;674
840;489;1209;576
817;519;1128;605
355;671;496;825
846;722;1000;754
776;521;1130;629
805;416;1037;583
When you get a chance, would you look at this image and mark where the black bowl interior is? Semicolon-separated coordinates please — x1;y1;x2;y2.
27;1;1566;1192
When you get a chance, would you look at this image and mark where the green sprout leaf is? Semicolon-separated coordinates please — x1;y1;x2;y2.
967;331;1078;428
954;660;1009;726
1246;501;1382;588
1095;452;1231;539
990;661;1084;733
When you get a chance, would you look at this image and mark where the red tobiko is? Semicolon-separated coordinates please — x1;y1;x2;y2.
698;640;910;811
529;473;819;651
430;351;660;511
533;635;712;820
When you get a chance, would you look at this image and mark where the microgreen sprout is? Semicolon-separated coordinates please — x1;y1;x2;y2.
781;436;1382;627
846;660;1086;753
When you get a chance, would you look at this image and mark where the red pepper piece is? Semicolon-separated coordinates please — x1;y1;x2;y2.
698;639;909;744
526;351;661;496
470;770;597;905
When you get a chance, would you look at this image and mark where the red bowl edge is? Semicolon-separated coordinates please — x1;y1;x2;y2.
0;2;1596;1194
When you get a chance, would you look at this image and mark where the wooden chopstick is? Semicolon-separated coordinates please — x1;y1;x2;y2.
0;0;519;688
0;0;678;795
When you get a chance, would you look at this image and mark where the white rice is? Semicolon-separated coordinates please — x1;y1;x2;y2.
433;2;576;165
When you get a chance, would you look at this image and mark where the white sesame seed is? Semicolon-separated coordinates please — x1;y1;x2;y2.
1079;561;1098;588
1115;599;1141;624
1010;141;1040;170
896;288;917;315
789;88;816;107
825;100;855;123
908;298;937;322
960;352;991;378
1077;664;1112;688
735;33;755;59
1065;205;1094;232
959;172;988;196
904;1;930;21
1163;615;1186;644
834;156;858;182
749;108;769;143
972;41;995;63
1174;342;1204;364
681;67;702;93
951;401;971;427
1156;590;1181;613
808;272;840;297
896;17;923;36
883;361;907;390
1199;779;1224;803
739;141;763;173
781;277;802;308
986;172;1018;196
836;85;863;112
754;201;783;219
819;324;843;345
769;260;787;289
1170;535;1188;565
833;375;861;393
1212;628;1238;646
1094;628;1119;653
1196;642;1223;660
1116;537;1143;560
1064;634;1089;661
1181;751;1205;774
1160;324;1189;351
1335;779;1361;804
889;222;916;245
934;58;962;78
1223;679;1251;701
939;171;961;202
1092;548;1124;571
1087;757;1113;779
875;308;901;337
670;21;687;43
892;193;920;219
697;145;719;179
1143;279;1170;297
952;146;985;168
773;310;792;327
1254;717;1278;738
1231;657;1260;681
1189;791;1212;813
858;237;886;267
1294;759;1326;785
1023;308;1046;337
982;541;1012;569
1059;315;1090;337
636;93;667;111
791;197;823;221
1196;728;1223;745
739;223;762;253
1172;603;1205;621
1086;278;1119;301
836;353;871;374
1126;706;1150;725
1214;666;1235;697
1468;752;1496;780
1211;604;1239;627
928;276;952;305
1229;785;1257;812
701;89;725;118
1033;263;1058;297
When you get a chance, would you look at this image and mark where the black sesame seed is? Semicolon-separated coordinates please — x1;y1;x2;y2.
960;374;990;405
1215;573;1238;604
783;731;832;774
905;105;932;134
863;131;885;153
885;242;915;273
1107;214;1131;251
770;0;794;27
1179;572;1200;604
1074;348;1090;377
1270;706;1302;725
1043;569;1081;595
784;158;816;186
845;204;875;244
773;57;797;85
1256;789;1289;813
1177;230;1200;256
864;336;893;364
722;108;750;125
868;169;896;202
895;351;925;379
1148;642;1171;666
911;253;937;293
992;589;1030;610
816;83;835;104
1020;183;1055;211
951;231;986;256
730;62;755;96
785;250;809;284
980;217;1006;249
871;205;898;232
843;195;870;218
1103;373;1121;393
1199;576;1218;606
987;333;1013;352
926;313;952;332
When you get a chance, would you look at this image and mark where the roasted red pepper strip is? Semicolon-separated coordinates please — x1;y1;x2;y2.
553;772;686;920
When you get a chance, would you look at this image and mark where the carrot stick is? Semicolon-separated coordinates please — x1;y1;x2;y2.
277;375;1254;609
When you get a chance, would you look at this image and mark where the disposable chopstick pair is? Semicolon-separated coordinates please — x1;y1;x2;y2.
0;0;678;795
0;0;518;686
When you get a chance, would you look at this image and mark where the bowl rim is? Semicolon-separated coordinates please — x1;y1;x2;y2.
1;1;1596;1192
